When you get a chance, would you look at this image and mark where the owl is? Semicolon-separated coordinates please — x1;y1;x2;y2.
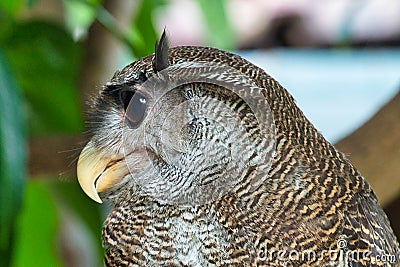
77;31;400;266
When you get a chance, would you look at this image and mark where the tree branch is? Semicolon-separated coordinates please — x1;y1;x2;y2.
335;91;400;207
28;134;85;178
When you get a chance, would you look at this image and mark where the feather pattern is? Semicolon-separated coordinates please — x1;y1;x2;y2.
152;29;169;73
80;33;400;266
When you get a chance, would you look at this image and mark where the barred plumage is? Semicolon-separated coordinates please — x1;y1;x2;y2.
77;32;400;266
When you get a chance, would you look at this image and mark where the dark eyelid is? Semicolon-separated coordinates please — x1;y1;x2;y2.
104;85;127;96
103;71;147;96
119;89;134;111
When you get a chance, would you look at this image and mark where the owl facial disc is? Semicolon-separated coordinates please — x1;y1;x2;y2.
121;61;277;206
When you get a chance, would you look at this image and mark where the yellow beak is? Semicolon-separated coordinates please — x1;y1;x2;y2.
77;141;128;203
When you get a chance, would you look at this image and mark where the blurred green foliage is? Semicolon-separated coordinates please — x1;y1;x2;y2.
0;50;26;267
11;181;61;267
4;21;83;136
0;0;24;16
197;0;235;50
0;0;233;266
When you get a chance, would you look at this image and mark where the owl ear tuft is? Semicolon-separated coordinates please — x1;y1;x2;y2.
153;29;169;73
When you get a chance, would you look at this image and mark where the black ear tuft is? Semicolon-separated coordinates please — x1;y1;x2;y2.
153;29;169;73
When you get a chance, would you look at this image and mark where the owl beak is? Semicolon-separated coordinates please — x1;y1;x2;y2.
77;141;127;203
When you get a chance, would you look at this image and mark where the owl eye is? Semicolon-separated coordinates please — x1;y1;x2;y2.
119;89;148;129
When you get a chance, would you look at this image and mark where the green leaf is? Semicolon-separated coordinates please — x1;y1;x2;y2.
196;0;235;50
11;180;62;267
96;0;166;58
63;0;97;41
0;9;13;42
0;49;26;267
4;21;83;136
129;0;169;58
51;179;104;264
27;0;39;8
0;0;23;16
11;178;104;267
130;0;159;57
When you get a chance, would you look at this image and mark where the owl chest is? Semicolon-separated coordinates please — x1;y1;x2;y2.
104;205;234;266
140;215;230;266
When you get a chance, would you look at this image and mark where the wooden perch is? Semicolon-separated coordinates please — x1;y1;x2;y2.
335;91;400;207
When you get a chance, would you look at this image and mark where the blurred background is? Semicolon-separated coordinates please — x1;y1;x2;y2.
0;0;399;266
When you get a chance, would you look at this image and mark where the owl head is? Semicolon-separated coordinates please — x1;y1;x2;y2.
77;31;276;207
